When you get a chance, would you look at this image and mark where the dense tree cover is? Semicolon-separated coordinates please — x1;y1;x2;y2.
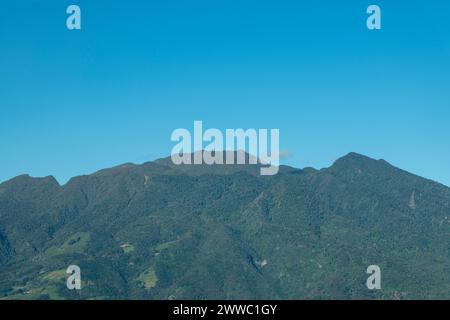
0;152;449;300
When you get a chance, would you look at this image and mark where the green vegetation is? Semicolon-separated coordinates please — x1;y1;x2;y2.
155;239;180;252
1;268;67;300
0;152;449;299
44;232;90;257
120;243;135;254
138;267;158;289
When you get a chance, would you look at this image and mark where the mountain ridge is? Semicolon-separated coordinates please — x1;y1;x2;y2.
0;151;449;299
1;152;447;188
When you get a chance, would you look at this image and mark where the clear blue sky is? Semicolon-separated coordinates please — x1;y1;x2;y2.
1;0;449;186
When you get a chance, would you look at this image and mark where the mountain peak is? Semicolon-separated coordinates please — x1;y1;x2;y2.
0;174;60;188
331;152;385;168
325;152;394;178
1;150;450;299
339;152;374;161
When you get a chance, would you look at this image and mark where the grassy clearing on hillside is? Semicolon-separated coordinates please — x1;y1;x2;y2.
138;267;158;289
44;232;90;257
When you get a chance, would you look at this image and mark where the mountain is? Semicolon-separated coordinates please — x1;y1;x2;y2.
0;152;449;300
